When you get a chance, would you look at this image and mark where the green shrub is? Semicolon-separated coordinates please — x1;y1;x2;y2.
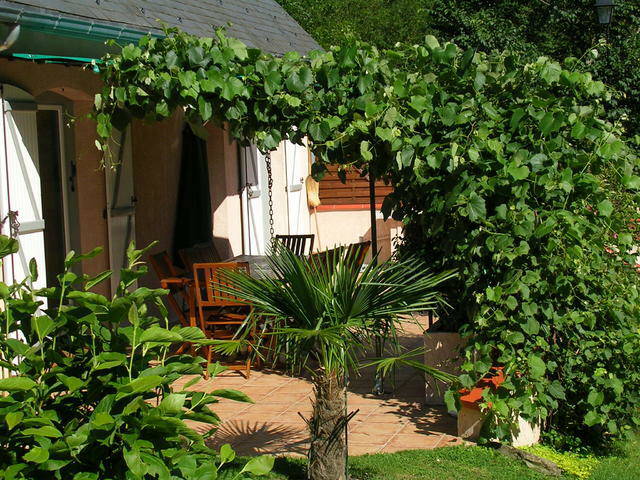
383;48;640;443
0;237;273;479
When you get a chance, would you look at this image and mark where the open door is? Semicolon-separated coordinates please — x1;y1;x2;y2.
105;128;135;293
284;139;311;235
240;145;270;255
0;84;47;294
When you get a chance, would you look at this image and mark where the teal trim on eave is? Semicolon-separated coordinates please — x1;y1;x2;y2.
11;53;103;63
0;4;161;44
9;53;103;71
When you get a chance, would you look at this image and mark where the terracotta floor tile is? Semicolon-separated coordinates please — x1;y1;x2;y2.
348;444;383;455
370;403;423;415
347;432;391;445
361;414;408;424
239;403;289;416
271;386;313;395
346;395;388;405
182;317;463;456
271;411;309;423
347;405;379;417
350;421;406;434
384;434;444;450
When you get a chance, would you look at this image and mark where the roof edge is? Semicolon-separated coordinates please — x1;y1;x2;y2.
0;3;157;44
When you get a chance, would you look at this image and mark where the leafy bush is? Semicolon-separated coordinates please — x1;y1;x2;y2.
383;47;640;443
0;237;273;479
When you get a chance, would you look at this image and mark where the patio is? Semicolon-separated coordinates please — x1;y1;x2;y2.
175;318;461;456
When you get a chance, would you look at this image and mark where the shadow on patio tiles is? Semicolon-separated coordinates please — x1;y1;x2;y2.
207;420;309;456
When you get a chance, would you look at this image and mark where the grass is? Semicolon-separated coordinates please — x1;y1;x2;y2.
523;444;599;479
523;435;640;480
225;446;562;479
222;436;639;479
584;436;640;480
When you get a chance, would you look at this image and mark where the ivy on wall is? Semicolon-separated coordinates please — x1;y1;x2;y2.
94;27;640;444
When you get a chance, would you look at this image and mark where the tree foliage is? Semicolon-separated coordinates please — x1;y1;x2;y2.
277;0;640;134
0;236;273;479
93;28;640;444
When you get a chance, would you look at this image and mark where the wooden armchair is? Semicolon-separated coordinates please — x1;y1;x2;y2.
149;251;194;328
193;262;253;377
179;242;222;273
275;234;315;256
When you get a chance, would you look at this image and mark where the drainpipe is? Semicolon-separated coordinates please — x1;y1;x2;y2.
237;142;247;255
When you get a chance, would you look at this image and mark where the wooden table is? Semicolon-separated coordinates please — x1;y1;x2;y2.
224;254;274;277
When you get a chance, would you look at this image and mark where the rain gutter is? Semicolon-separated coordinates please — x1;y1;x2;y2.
0;3;158;44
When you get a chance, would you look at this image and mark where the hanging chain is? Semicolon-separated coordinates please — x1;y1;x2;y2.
0;211;20;238
264;152;275;239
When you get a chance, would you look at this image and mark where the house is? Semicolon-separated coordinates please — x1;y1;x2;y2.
0;0;401;296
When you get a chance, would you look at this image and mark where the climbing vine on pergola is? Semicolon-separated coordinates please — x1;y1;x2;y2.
94;27;640;442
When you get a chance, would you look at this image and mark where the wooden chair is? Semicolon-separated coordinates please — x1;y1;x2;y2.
192;262;253;377
310;240;371;270
275;234;315;256
346;240;372;267
179;242;222;273
149;251;194;328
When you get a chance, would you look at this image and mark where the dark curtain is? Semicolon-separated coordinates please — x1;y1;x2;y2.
172;125;213;266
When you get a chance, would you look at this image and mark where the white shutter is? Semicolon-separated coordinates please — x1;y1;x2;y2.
0;85;47;294
105;128;136;292
240;145;269;254
284;139;311;235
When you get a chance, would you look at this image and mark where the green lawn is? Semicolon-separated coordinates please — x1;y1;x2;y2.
585;436;640;480
225;446;562;479
222;441;640;479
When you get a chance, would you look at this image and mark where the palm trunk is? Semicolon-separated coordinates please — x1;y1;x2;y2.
308;372;347;480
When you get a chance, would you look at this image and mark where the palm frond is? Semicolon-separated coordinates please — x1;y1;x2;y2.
363;347;458;384
213;244;457;378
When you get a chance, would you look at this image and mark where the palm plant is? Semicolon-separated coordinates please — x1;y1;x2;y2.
219;245;456;480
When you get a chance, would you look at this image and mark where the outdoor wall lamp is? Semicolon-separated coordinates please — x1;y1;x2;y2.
0;23;20;52
595;0;615;25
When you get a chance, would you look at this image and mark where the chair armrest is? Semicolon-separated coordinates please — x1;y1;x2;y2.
159;277;192;288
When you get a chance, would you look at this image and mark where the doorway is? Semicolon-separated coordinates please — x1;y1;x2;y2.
0;84;70;290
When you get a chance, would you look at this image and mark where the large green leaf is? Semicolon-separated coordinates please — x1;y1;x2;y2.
528;355;546;379
467;192;486;222
24;446;49;464
219;444;236;464
5;411;23;430
22;426;63;438
159;393;187;414
124;448;148;478
116;375;164;399
139;326;183;344
210;389;253;404
240;455;274;476
0;376;37;392
0;235;19;258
